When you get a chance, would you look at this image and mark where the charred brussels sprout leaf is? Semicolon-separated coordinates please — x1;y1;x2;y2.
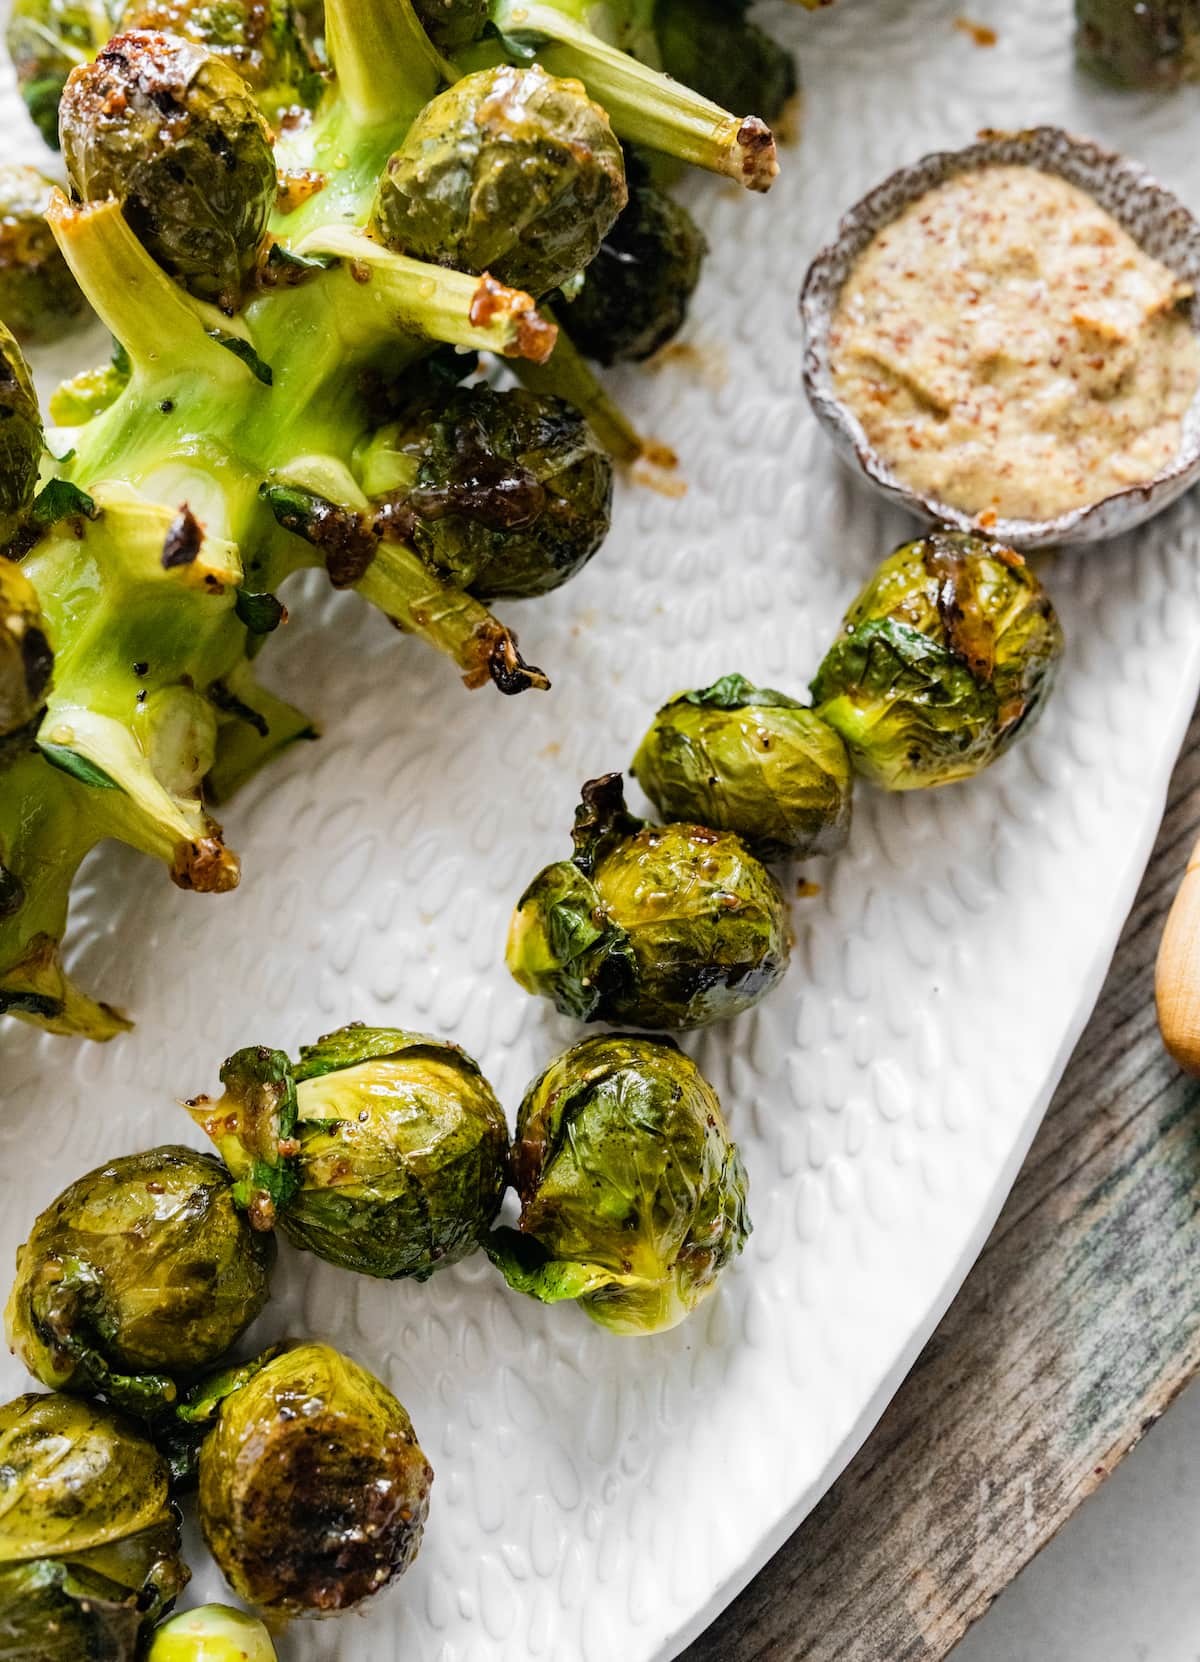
487;1033;751;1334
60;30;278;309
0;1391;188;1661
565;150;706;365
506;772;792;1030
373;63;628;298
197;1342;433;1616
115;0;322;118
367;383;614;601
1076;0;1200;85
810;531;1065;791
632;673;853;861
148;1604;278;1661
0;558;53;739
0;324;43;548
4;1146;274;1421
655;0;798;125
193;1024;510;1279
0;167;89;344
4;0;115;148
412;0;488;50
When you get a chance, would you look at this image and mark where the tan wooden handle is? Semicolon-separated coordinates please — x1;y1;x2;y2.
1157;832;1200;1071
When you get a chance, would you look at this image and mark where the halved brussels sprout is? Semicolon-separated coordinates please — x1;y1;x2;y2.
4;0;115;149
0;1391;188;1661
5;1146;275;1421
195;1342;433;1616
507;772;792;1029
487;1033;751;1334
809;531;1064;790
191;1023;510;1279
632;673;853;861
59;30;277;308
114;0;321;118
0;166;89;344
147;1604;277;1661
372;63;628;298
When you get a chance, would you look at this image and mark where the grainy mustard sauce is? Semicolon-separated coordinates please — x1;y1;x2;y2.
829;165;1200;521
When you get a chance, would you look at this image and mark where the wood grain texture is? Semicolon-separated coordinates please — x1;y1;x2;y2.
686;710;1200;1662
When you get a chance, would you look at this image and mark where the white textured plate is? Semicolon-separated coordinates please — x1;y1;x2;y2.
3;3;1200;1659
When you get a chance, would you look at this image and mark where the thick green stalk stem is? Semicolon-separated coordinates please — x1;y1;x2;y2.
489;1;779;189
324;0;450;129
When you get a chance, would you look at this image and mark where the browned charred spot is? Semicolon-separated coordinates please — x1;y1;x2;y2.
276;495;377;589
511;1133;548;1200
0;862;24;920
20;625;53;706
372;496;419;545
162;504;204;569
349;260;372;285
513;308;557;364
921;533;997;681
954;16;998;45
737;117;779;192
171;836;241;894
276;169;326;214
406;439;546;533
469;274;558;364
247;1190;277;1231
797;878;821;899
469;620;551;695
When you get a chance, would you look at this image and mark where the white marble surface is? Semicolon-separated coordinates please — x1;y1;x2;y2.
959;1379;1200;1662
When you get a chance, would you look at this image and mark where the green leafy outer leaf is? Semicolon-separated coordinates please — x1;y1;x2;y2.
505;858;638;1023
36;743;122;791
493;1033;751;1335
3;1147;275;1421
205;329;274;385
203;1046;301;1229
568;770;645;876
196;1343;433;1616
234;589;286;635
631;673;854;861
30;479;97;526
809;532;1064;791
282;1024;510;1280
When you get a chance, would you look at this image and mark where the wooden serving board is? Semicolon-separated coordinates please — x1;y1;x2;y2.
684;703;1200;1661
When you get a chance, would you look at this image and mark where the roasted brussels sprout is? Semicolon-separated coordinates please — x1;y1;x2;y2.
632;673;853;861
114;0;320;117
59;30;277;308
565;149;706;364
148;1605;277;1662
373;63;628;298
413;0;487;50
362;382;614;600
809;531;1064;791
4;0;115;149
0;1391;188;1661
487;1033;751;1334
1076;0;1200;85
1;559;53;740
5;1146;275;1419
0;167;89;344
506;772;792;1030
194;1342;433;1616
192;1023;510;1279
0;324;43;549
655;0;798;126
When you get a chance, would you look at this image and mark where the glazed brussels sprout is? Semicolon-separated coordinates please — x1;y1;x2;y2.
114;0;321;117
0;324;43;548
4;0;115;148
194;1342;433;1616
148;1605;277;1662
632;673;853;861
362;383;614;600
0;1391;188;1661
487;1033;751;1334
655;0;798;126
809;531;1065;791
1076;0;1200;86
413;0;488;50
59;31;277;309
0;166;89;344
506;772;792;1030
192;1023;510;1279
1;559;53;740
5;1146;275;1419
565;150;707;365
373;63;628;299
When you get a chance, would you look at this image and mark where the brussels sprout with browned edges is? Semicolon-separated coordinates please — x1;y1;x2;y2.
654;0;799;125
413;0;487;50
360;381;614;600
59;30;278;309
147;1604;277;1662
0;166;89;344
192;1342;433;1616
115;0;323;118
564;149;706;365
372;63;628;299
4;0;116;148
632;673;853;861
0;1391;189;1662
189;1023;510;1279
809;531;1065;791
506;772;792;1030
487;1033;751;1334
1076;0;1200;86
0;324;43;550
4;1146;275;1423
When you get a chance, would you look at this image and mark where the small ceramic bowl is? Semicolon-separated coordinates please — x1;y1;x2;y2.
800;126;1200;550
